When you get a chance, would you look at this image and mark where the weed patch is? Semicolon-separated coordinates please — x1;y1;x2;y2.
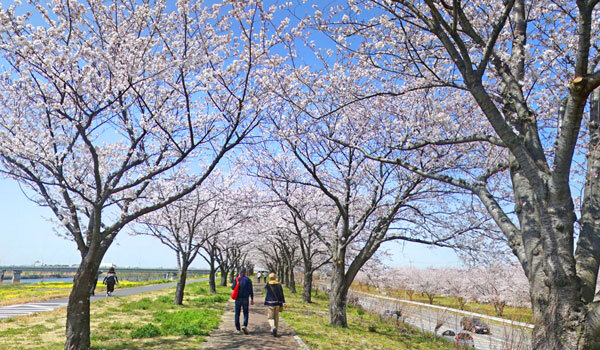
131;323;161;338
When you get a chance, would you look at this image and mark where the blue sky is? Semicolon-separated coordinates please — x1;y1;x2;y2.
0;178;191;268
0;176;462;269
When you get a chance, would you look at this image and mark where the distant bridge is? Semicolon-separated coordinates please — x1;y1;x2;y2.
0;266;210;283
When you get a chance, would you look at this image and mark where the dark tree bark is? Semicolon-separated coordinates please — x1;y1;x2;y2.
174;260;189;305
64;255;103;350
220;267;228;287
302;269;313;303
328;258;349;327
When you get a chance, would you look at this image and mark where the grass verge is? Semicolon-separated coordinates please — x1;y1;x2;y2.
0;281;228;349
281;287;455;350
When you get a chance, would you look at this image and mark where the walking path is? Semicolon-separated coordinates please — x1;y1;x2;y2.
202;285;307;350
0;278;206;319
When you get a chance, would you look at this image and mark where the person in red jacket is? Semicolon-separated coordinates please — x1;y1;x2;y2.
232;267;254;334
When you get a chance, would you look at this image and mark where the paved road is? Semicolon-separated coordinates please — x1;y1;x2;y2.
0;278;206;319
349;290;532;350
313;281;531;350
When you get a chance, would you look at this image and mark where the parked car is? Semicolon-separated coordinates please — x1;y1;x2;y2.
440;329;475;348
460;316;490;334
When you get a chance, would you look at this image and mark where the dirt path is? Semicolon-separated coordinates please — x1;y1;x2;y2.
202;286;304;349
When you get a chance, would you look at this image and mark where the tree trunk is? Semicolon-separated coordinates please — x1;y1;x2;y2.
426;293;434;305
302;269;313;303
174;261;189;305
457;297;466;310
529;275;587;349
288;266;296;293
64;259;99;350
208;255;217;294
493;301;505;317
277;265;284;284
229;269;235;284
220;267;228;287
283;265;290;288
209;268;216;294
328;261;348;327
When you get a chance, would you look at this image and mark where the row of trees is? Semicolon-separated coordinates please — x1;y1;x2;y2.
357;265;531;316
0;1;599;349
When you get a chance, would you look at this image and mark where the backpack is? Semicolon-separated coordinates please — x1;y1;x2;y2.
105;275;115;285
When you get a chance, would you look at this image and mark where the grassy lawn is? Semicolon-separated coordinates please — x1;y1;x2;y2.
0;281;228;349
280;287;455;350
351;282;534;324
0;279;175;306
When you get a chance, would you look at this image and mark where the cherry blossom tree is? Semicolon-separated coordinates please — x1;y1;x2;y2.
283;200;331;300
415;268;445;305
250;203;300;289
198;181;253;293
313;0;600;347
468;263;531;315
250;64;484;328
440;268;472;310
0;1;286;348
135;173;248;299
134;180;215;305
248;177;333;302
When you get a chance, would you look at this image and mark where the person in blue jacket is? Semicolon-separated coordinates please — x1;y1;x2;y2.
264;273;286;337
232;267;254;334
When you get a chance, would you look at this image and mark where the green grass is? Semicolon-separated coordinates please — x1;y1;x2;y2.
280;287;455;350
0;280;229;350
352;282;534;324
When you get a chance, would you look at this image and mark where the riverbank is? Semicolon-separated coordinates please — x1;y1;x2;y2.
0;279;173;306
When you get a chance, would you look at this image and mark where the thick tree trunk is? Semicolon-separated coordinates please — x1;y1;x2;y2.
174;262;189;305
64;257;101;350
302;269;313;303
530;280;586;349
328;261;348;327
512;168;590;349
